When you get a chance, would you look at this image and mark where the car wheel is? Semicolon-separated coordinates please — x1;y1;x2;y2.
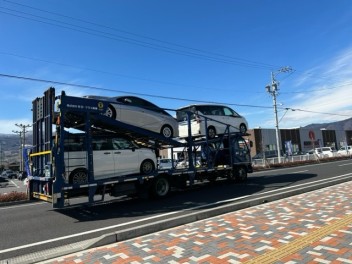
150;176;170;198
70;169;88;184
140;159;155;175
207;126;216;138
161;125;173;138
239;124;247;134
104;104;116;119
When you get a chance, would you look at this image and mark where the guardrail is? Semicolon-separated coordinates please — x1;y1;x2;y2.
252;153;351;168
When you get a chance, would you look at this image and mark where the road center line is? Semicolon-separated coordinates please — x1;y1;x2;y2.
290;170;309;174
338;163;352;167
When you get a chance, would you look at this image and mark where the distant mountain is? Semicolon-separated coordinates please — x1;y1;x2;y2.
0;132;33;152
303;117;352;131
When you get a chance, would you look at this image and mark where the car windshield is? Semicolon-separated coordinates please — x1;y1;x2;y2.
113;96;171;116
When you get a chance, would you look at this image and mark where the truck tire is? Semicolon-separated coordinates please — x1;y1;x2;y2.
70;169;88;184
140;159;155;175
235;167;247;182
226;170;236;182
150;176;170;198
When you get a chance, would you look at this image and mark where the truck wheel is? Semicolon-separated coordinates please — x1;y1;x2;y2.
151;176;170;198
70;169;88;184
161;125;173;138
235;167;247;182
140;159;155;175
227;170;236;182
207;126;216;138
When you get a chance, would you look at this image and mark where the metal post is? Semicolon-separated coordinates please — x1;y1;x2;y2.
265;67;292;164
272;82;281;163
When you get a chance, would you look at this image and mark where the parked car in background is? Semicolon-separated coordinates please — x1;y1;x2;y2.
177;104;248;138
337;145;352;156
315;147;336;157
307;147;336;158
85;95;179;138
1;170;17;179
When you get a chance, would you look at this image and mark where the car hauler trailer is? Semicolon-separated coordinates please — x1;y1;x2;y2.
27;88;253;209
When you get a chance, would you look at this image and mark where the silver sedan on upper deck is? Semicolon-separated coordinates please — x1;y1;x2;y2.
85;95;179;138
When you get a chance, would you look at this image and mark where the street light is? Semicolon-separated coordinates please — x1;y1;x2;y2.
265;66;293;163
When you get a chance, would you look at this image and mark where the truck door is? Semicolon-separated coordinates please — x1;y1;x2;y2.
232;137;251;163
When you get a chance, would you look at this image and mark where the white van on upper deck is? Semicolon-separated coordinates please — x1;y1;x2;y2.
176;104;248;138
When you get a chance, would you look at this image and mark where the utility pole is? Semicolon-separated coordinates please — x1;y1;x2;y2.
12;130;23;171
14;123;31;172
265;66;292;163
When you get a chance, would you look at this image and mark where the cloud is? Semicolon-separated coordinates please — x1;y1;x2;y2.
0;118;33;135
283;48;352;126
274;46;352;128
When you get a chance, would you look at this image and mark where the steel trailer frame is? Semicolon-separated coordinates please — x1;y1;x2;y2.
27;88;252;208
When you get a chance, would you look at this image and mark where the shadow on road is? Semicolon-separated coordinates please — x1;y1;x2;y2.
57;172;317;222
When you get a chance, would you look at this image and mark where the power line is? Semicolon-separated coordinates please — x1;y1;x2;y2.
0;5;277;70
2;1;351;95
3;2;351;94
0;51;266;94
3;0;278;69
0;72;273;110
0;72;351;118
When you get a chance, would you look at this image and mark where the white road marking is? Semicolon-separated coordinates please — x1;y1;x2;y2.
10;180;20;188
291;170;309;174
338;163;352;167
0;202;47;210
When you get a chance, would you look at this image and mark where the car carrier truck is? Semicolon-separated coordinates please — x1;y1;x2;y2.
26;88;253;209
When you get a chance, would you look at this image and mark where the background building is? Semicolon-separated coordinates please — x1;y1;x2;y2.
247;128;352;157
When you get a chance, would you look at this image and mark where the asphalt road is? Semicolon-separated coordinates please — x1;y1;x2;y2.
1;159;352;261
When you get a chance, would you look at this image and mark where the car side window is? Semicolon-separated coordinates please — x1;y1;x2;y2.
100;139;113;150
214;107;224;116
113;138;135;149
224;107;238;117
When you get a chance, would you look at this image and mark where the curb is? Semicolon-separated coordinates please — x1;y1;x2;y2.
3;176;352;264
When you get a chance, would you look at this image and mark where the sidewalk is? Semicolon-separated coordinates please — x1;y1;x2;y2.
42;181;352;264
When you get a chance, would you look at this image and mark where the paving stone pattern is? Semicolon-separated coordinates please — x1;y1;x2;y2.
43;181;352;264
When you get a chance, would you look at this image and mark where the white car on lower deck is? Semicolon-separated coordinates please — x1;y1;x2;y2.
64;134;157;184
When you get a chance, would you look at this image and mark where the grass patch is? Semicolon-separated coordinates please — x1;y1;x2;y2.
0;191;28;203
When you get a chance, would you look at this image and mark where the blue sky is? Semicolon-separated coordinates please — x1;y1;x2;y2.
1;0;352;134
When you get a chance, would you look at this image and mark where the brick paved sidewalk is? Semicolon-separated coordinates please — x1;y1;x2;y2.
41;181;352;264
